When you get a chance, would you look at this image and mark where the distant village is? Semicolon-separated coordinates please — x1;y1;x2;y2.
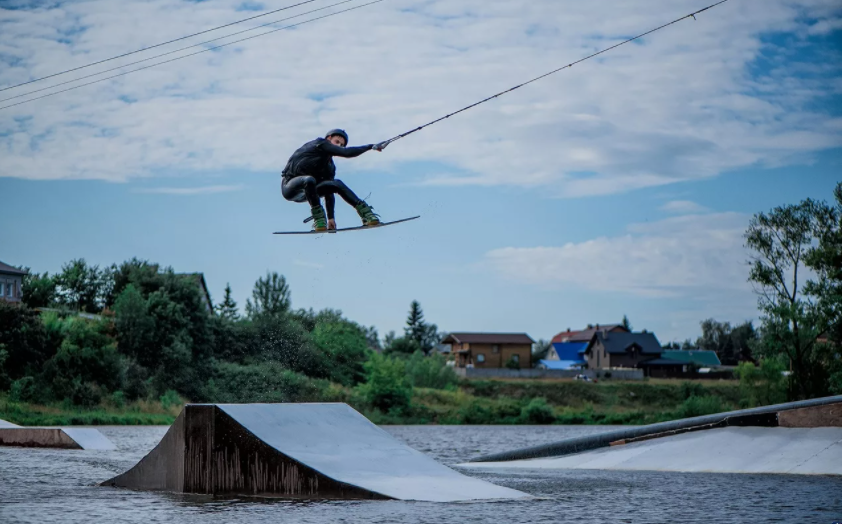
439;325;727;381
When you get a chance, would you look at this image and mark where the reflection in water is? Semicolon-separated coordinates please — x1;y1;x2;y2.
1;425;840;524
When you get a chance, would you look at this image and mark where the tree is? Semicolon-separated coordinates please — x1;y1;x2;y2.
745;189;839;399
245;272;291;319
622;315;632;331
403;301;439;355
21;270;57;308
357;353;411;413
697;319;736;363
532;339;552;361
215;283;239;321
55;259;105;313
113;284;155;365
0;303;51;381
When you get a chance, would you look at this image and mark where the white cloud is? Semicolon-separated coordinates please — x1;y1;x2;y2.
133;184;243;194
660;200;710;214
0;0;840;197
485;212;751;299
293;259;325;269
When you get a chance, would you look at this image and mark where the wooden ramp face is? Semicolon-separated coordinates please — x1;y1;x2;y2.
0;427;115;450
103;403;529;502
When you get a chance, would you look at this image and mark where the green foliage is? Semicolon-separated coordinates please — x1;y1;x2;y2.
159;389;181;410
697;319;757;365
745;184;842;399
384;336;421;356
40;318;124;405
206;362;335;403
520;397;556;424
0;348;10;391
675;395;724;418
0;302;51;380
311;319;368;386
680;381;705;400
54;258;106;313
403;301;439;355
735;358;788;407
505;356;521;370
357;353;411;413
21;271;57;308
113;284;155;365
215;283;239;321
405;351;458;389
10;377;37;403
245;272;291;319
622;314;632;331
531;339;551;361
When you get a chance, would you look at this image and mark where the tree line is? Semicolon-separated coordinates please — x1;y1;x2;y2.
0;259;457;412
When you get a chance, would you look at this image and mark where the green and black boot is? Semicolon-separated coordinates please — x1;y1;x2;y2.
355;201;380;226
310;204;328;232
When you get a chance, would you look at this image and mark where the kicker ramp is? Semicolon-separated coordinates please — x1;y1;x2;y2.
0;425;115;450
102;403;529;501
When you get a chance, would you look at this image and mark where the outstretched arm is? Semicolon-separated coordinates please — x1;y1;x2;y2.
317;140;373;158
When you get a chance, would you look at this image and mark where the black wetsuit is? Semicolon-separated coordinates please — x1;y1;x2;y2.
281;138;373;219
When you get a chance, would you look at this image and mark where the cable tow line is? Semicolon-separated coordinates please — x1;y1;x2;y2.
377;0;730;148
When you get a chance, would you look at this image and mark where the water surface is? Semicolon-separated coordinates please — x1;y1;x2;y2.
1;425;840;523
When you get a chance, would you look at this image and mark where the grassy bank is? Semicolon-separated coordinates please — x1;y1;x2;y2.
0;379;743;427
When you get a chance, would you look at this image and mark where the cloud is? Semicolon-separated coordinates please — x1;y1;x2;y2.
133;184;244;194
293;259;325;269
485;212;751;299
660;200;710;214
0;0;840;197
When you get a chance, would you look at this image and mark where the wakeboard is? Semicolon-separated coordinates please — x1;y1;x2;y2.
273;216;420;235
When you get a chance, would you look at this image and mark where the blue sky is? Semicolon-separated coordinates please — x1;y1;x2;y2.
1;0;841;343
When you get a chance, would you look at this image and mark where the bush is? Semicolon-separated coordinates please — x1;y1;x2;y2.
676;395;723;418
505;357;521;370
680;381;705;400
10;376;37;403
357;353;411;413
207;361;334;403
735;358;787;407
405;351;458;390
159;389;181;410
520;397;556;424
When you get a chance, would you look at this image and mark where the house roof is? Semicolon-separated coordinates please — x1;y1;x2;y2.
442;333;535;345
551;324;628;343
662;350;722;367
551;341;589;360
539;359;585;370
0;261;27;276
638;358;687;366
588;331;663;355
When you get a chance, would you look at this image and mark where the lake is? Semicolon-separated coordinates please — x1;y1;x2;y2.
1;424;840;523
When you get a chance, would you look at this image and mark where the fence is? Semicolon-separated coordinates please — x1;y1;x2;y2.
453;368;644;380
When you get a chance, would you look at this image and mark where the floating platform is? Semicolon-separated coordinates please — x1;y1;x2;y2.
102;403;529;502
0;425;115;450
462;395;842;476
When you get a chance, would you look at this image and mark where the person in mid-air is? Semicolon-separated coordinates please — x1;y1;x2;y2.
281;129;386;232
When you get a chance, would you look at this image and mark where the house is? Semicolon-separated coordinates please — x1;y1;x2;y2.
177;273;213;314
550;323;629;344
582;331;663;370
0;261;27;305
639;349;723;378
544;323;631;369
442;333;534;369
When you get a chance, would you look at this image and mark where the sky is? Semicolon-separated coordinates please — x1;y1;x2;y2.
1;0;840;344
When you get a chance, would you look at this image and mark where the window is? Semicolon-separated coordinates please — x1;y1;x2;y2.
0;283;4;296
492;345;500;353
512;354;520;363
476;354;486;363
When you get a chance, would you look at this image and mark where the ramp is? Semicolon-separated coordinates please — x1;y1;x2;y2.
0;418;20;428
102;403;529;502
0;427;115;450
462;427;842;475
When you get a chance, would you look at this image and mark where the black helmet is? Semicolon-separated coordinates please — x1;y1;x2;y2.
325;128;349;145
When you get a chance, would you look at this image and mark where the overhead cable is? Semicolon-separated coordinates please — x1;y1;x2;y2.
379;0;730;147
